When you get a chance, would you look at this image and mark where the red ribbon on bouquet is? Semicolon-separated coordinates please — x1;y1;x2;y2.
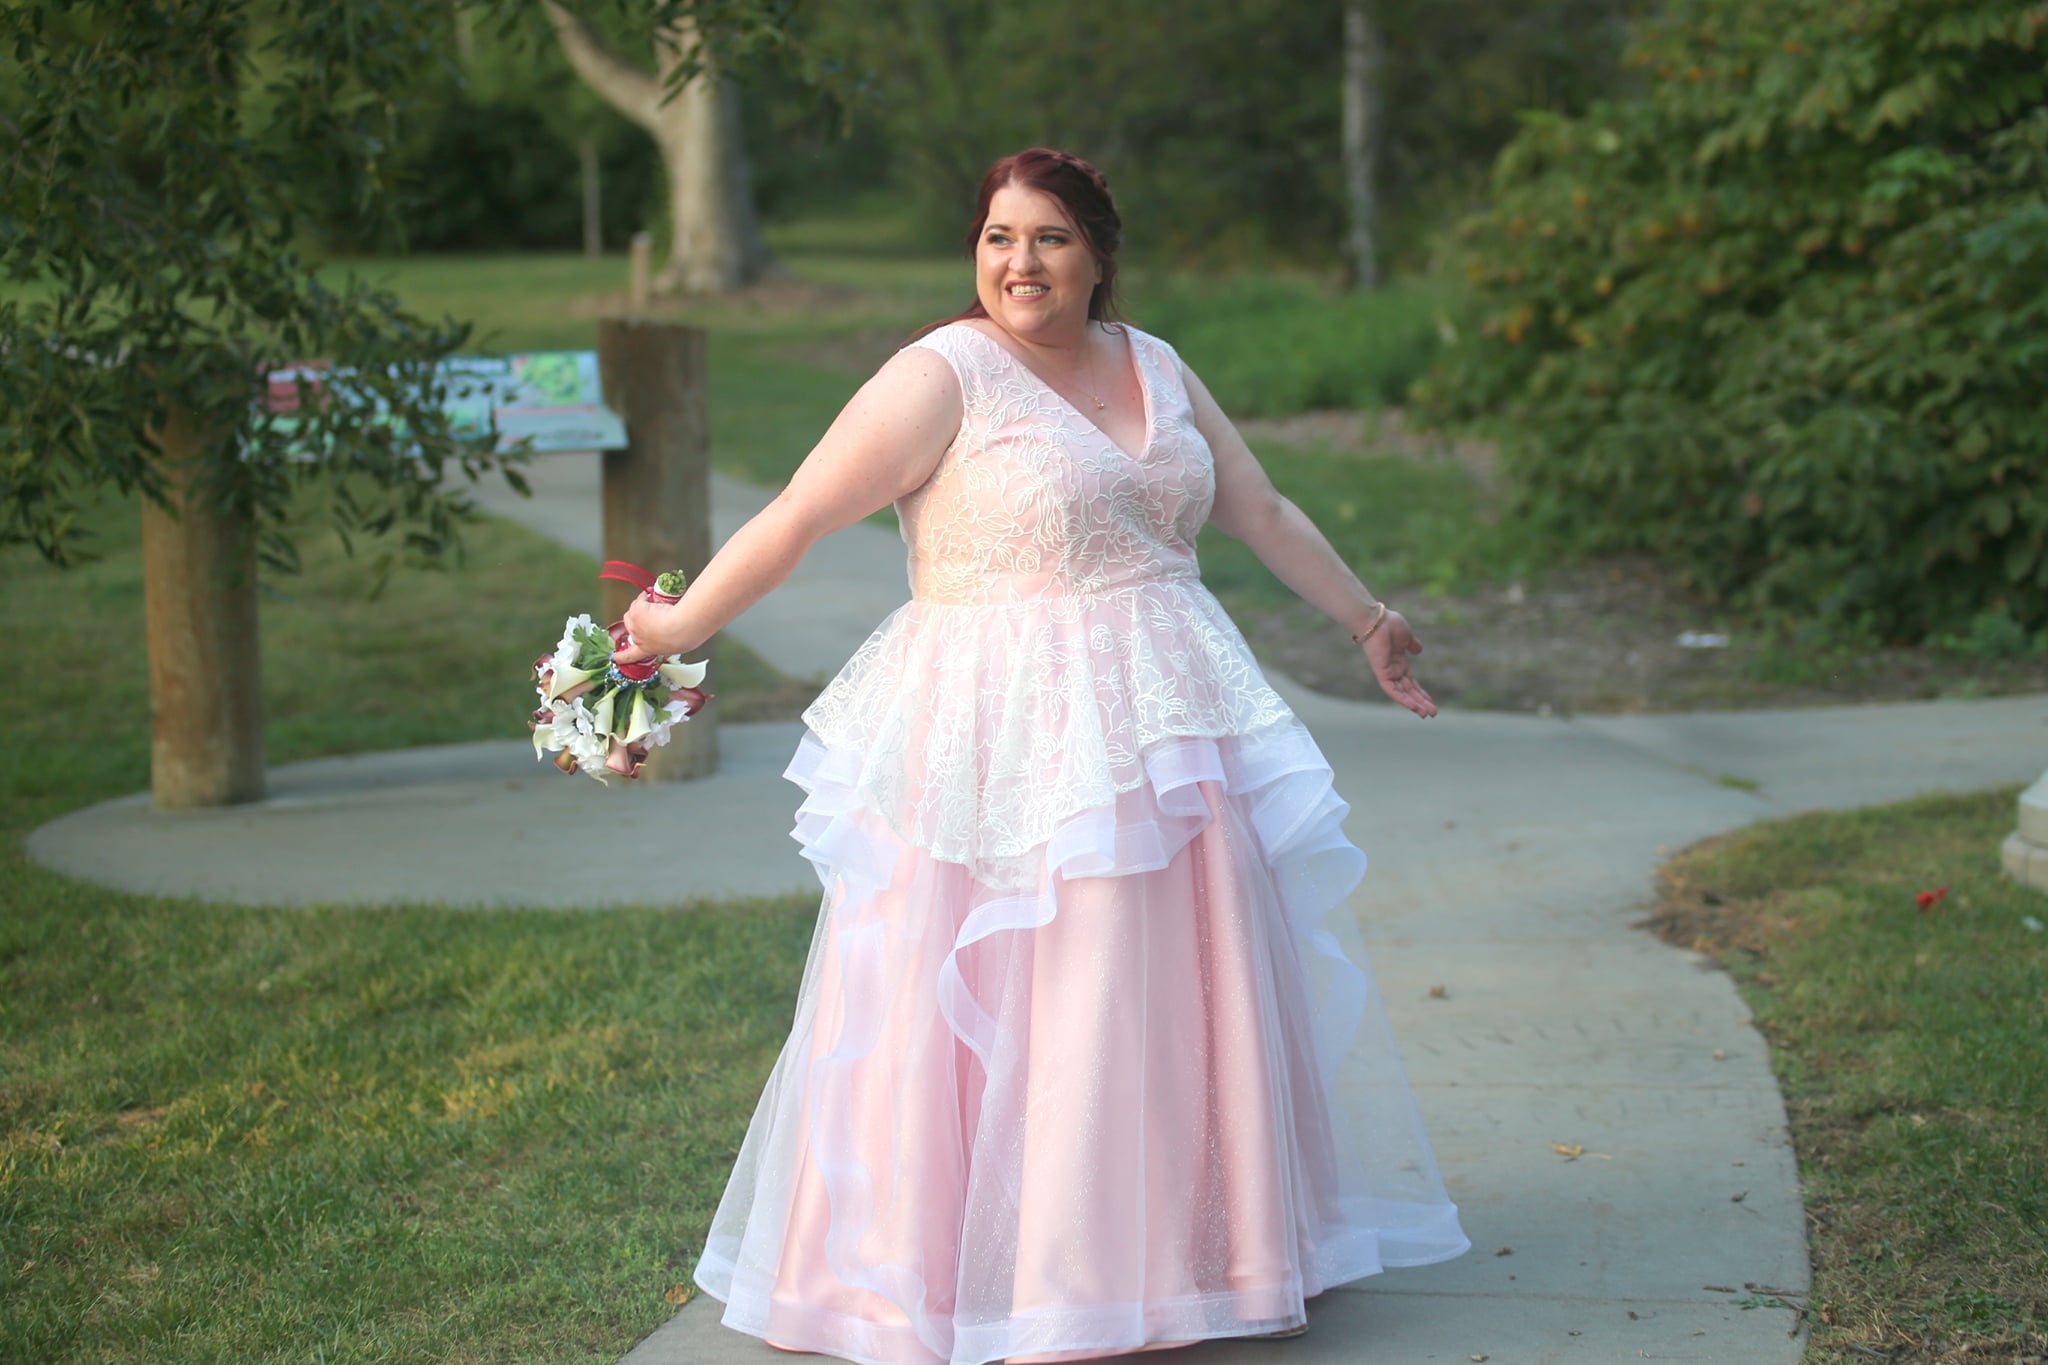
599;560;685;604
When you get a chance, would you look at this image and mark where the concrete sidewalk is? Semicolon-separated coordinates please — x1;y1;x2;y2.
28;454;2048;1364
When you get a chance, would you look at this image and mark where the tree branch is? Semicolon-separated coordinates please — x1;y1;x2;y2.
544;3;661;133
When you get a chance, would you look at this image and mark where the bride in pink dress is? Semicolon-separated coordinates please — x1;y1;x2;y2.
614;147;1468;1364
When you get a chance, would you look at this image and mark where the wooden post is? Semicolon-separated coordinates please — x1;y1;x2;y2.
628;231;652;312
596;316;717;781
140;406;266;808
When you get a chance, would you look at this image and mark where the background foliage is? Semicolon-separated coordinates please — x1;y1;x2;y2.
0;0;500;571
1423;0;2048;640
793;0;1640;267
281;0;1641;268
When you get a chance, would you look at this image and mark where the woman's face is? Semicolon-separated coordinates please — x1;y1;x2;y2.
974;182;1102;345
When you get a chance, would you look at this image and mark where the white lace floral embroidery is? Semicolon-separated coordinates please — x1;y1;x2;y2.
801;322;1299;887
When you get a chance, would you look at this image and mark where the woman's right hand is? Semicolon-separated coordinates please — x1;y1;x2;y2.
613;593;682;666
1362;611;1437;719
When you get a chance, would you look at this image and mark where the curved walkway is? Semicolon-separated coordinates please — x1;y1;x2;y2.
29;455;2048;1364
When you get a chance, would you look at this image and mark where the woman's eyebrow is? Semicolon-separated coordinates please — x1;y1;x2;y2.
984;222;1072;233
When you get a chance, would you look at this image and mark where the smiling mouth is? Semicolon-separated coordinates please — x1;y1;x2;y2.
1006;283;1049;298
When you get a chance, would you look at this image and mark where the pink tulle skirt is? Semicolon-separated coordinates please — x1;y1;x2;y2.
693;726;1467;1365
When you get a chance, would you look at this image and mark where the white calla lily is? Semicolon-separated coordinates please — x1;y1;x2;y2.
658;658;708;690
624;694;657;745
543;659;602;701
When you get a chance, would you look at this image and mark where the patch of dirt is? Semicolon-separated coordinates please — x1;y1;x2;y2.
1637;840;1769;960
1238;556;2048;715
1227;409;2048;713
1236;408;1501;492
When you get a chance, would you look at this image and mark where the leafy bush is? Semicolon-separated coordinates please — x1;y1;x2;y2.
1136;275;1448;418
1419;0;2048;640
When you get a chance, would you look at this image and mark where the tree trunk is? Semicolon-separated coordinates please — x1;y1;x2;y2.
1341;0;1386;292
140;406;266;808
580;136;603;258
547;4;773;294
452;2;476;65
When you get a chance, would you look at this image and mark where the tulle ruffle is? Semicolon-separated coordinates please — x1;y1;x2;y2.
691;723;1469;1365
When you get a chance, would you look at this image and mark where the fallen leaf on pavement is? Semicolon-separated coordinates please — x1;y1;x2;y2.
1551;1141;1585;1158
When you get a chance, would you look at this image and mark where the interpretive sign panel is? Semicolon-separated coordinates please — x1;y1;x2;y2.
261;351;627;455
440;352;627;453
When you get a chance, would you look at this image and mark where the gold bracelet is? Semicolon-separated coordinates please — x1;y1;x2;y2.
1351;601;1390;645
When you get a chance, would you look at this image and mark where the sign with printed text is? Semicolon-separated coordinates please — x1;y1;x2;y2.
260;351;627;455
439;351;627;454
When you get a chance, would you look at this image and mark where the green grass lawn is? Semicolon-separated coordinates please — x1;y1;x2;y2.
1649;793;2048;1361
0;495;820;1363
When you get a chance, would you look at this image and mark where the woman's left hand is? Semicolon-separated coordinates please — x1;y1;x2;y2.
1363;611;1437;719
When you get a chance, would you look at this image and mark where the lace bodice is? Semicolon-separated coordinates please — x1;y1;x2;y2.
897;323;1214;605
799;321;1301;888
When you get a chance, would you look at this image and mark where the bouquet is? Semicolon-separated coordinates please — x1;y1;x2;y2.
530;564;711;782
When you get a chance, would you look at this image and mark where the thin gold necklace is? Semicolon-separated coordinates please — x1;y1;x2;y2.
1074;331;1105;410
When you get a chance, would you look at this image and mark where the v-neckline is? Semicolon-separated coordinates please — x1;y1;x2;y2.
963;322;1154;462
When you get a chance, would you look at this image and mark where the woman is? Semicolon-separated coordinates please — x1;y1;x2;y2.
615;148;1468;1364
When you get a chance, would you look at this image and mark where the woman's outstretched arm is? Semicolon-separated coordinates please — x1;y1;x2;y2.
1187;364;1436;719
614;346;960;661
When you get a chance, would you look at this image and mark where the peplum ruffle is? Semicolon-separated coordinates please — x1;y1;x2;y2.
797;577;1314;891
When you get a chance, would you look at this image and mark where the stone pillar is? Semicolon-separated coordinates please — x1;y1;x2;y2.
140;405;267;808
596;316;717;781
2001;770;2048;893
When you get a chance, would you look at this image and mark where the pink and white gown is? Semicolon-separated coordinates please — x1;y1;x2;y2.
692;321;1468;1364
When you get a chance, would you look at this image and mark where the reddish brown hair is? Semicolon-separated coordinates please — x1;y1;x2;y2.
913;148;1124;340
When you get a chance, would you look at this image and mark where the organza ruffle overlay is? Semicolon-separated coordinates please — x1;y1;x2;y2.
693;597;1466;1365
